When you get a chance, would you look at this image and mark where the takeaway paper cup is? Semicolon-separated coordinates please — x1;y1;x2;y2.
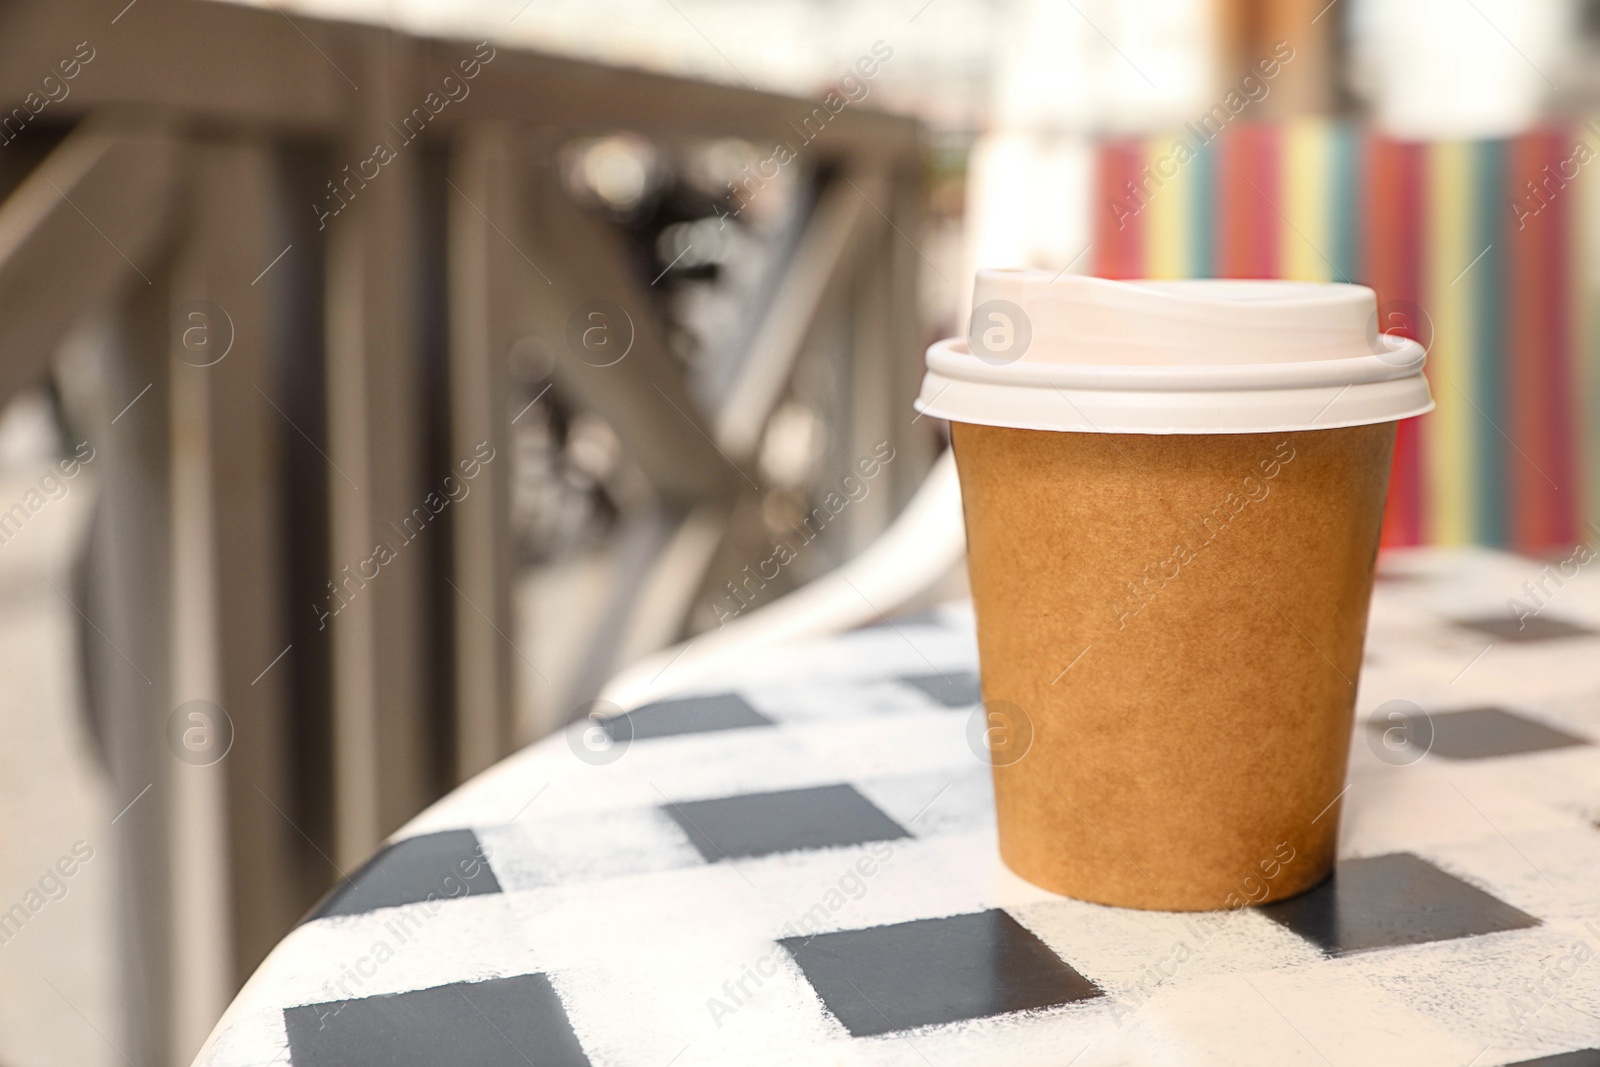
921;273;1432;911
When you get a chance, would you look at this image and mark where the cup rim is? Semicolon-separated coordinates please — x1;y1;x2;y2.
916;337;1434;435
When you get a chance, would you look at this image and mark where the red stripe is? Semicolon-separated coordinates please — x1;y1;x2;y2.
1213;125;1281;279
1505;131;1572;549
1543;127;1579;545
1253;124;1281;279
1094;140;1146;279
1509;128;1581;548
1217;127;1252;278
1367;136;1426;546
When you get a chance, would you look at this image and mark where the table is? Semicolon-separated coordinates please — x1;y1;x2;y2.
195;547;1600;1066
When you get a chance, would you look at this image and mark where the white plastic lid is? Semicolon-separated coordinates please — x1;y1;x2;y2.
915;273;1434;434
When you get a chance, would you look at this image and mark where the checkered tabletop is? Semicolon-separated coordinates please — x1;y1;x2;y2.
195;548;1600;1067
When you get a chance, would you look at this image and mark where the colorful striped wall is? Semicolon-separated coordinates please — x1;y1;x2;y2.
1093;120;1595;552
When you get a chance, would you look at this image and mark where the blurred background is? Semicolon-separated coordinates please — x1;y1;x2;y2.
0;0;1594;1063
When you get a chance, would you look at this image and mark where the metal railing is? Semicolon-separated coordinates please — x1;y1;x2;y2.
0;1;931;1061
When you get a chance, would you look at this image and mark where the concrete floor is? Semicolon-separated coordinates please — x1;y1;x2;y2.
0;400;123;1067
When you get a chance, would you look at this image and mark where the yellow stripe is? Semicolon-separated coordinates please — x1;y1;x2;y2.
1280;118;1331;281
1426;140;1473;544
1144;135;1190;279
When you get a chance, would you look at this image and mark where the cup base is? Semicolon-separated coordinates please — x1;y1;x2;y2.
997;826;1336;912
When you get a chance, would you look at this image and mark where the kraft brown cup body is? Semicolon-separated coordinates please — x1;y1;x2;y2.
952;421;1396;910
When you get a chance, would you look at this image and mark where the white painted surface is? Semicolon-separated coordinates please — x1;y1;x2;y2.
0;460;122;1067
197;548;1600;1066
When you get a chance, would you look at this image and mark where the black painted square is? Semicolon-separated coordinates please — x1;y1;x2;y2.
1257;852;1539;955
1457;614;1598;643
1502;1051;1600;1066
306;829;500;922
285;972;589;1066
781;909;1101;1037
601;693;771;741
662;784;909;862
1424;706;1589;760
901;670;981;708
